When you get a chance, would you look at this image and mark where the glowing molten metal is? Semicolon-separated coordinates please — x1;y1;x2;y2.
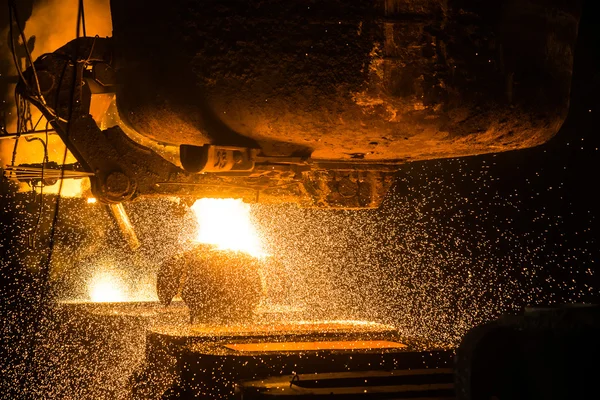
89;271;127;303
190;198;265;258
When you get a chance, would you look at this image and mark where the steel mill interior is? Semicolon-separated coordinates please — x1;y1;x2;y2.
1;1;599;399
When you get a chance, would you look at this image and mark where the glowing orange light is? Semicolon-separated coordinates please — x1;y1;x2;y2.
190;198;265;257
88;271;126;302
87;197;97;203
224;341;407;352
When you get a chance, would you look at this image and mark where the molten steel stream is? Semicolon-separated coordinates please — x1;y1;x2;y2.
190;198;266;258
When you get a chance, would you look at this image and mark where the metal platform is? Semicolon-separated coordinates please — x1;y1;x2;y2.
131;321;454;399
235;369;455;399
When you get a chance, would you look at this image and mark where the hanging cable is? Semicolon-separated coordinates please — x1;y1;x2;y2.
7;0;47;177
25;121;49;248
10;93;22;169
22;0;89;390
37;0;89;312
8;0;46;105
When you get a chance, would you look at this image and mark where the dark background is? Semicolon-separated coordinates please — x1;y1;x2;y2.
1;0;599;397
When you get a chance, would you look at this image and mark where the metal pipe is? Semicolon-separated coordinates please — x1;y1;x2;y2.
0;129;58;140
108;203;141;251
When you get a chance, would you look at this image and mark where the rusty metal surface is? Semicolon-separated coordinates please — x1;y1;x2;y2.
17;36;395;207
111;0;581;162
16;1;581;207
16;35;395;207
